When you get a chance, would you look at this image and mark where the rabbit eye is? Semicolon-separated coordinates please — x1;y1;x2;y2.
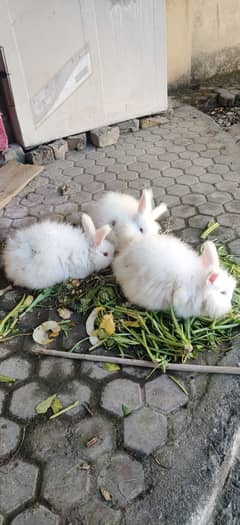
221;291;227;295
139;227;144;233
103;252;108;257
111;220;116;227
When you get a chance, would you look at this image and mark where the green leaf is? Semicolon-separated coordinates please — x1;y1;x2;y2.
35;394;56;414
49;400;79;420
122;404;130;417
0;375;16;383
103;363;120;372
51;396;63;414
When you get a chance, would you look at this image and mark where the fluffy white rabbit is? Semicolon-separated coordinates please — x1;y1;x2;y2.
113;235;236;319
90;189;167;250
3;214;114;289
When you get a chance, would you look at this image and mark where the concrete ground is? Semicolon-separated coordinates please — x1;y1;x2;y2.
0;104;240;525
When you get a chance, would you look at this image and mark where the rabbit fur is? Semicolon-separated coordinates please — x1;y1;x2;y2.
90;189;167;250
113;235;236;319
3;214;114;289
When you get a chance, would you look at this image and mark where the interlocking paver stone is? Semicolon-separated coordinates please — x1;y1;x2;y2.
224;200;240;213
0;357;31;380
208;191;232;204
228;240;240;256
182;193;206;206
198;202;224;216
0;391;4;414
0;460;39;514
11;505;60;525
145;376;188;414
189;215;212;228
25;419;69;461
101;378;143;417
42;454;90;512
97;453;144;507
78;500;122;525
217;213;240;227
56;380;91;417
10;382;49;420
124;406;167;455
81;360;118;380
171;205;196;218
39;357;74;380
71;416;116;460
0;417;21;458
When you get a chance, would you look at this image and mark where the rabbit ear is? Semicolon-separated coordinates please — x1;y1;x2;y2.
94;225;111;247
207;272;219;286
151;202;167;220
202;241;219;269
81;213;96;240
138;189;153;214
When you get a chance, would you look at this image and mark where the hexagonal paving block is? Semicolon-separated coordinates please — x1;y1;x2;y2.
171;205;196;218
181;193;206;206
0;460;39;514
71;416;116;460
101;379;143;417
10;382;49;420
11;505;60;525
228;240;240;256
189;215;212;229
81;360;118;380
42;454;90;512
25;419;69;461
56;380;91;417
145;375;188;414
97;453;144;507
0;417;21;458
217;213;240;228
207;191;232;204
39;357;74;380
78;500;122;525
0;357;31;380
198;202;224;216
124;407;167;455
224;200;240;213
167;184;190;196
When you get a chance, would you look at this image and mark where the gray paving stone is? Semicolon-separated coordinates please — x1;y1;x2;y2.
199;173;223;184
187;143;207;152
97;452;144;507
39;357;74;380
217;213;240;227
191;182;215;194
178;175;199;186
0;357;31;380
11;505;60;525
162;167;183;179
223;171;240;182
0;417;21;458
185;165;206;176
78;500;122;525
0;460;39;514
101;378;143;417
228;240;240;256
103;179;128;191
189;215;212;228
117;170;138;181
95;171;117;183
198;202;224;216
25;419;69;461
83;181;104;193
181;227;202;244
207;191;232;204
81;360;118;380
90;126;120;147
10;382;49;420
12;217;36;229
56;380;91;417
149;160;170;171
168;217;186;231
153;177;173;188
42;454;90;512
71;416;116;460
171;205;196;218
216;181;239;193
145;375;188;414
124;406;167;455
167;184;190;196
181;193;206;206
224;200;240;213
129;178;151;190
160;195;180;207
180;151;199;160
54;202;78;214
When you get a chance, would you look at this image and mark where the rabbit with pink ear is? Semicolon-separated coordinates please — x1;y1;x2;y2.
90;188;167;251
113;236;236;319
3;214;114;289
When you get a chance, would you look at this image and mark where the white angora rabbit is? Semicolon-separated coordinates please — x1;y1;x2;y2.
113;236;236;319
3;214;114;289
90;188;167;250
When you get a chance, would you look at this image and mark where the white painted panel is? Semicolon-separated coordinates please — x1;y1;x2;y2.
0;0;167;147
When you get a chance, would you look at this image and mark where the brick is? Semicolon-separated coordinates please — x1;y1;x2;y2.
11;505;60;525
140;115;169;128
101;378;143;417
42;454;90;512
90;126;120;147
166;144;186;154
217;88;235;107
0;417;21;458
0;460;38;514
67;133;87;151
97;453;144;506
145;375;188;414
0;357;31;380
124;407;167;455
50;139;68;160
181;227;202;245
26;146;54;165
85;165;105;175
56;380;91;417
119;119;139;133
71;416;116;460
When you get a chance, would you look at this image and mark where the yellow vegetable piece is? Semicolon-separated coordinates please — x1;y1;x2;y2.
100;313;115;336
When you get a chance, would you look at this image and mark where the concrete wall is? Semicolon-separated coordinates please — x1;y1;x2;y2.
167;0;240;87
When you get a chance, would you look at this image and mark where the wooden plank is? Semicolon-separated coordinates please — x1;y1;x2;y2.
0;160;43;209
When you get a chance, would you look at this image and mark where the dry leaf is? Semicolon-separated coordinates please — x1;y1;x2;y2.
100;313;115;336
33;321;61;345
86;307;105;345
51;396;63;414
99;486;112;501
103;363;120;372
36;394;56;414
57;307;72;320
